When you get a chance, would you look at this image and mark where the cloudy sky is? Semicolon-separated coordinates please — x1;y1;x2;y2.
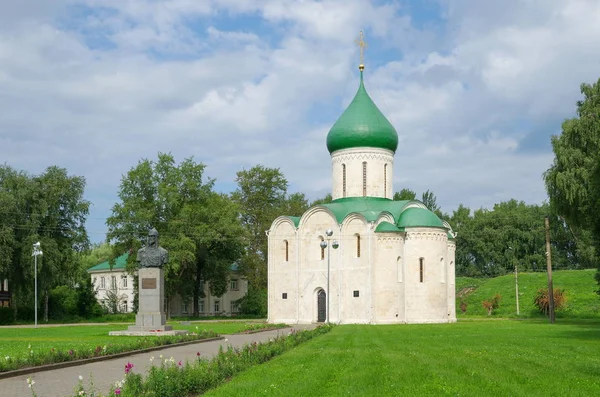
1;0;600;243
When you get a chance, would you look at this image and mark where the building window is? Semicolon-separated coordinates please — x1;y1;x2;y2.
353;290;359;297
199;300;205;313
182;301;188;314
230;301;239;313
362;162;367;196
230;279;239;291
441;257;445;283
100;277;105;289
320;237;325;260
282;293;288;299
284;240;289;262
111;276;116;289
214;300;220;313
356;234;361;258
121;275;127;288
419;258;424;283
342;164;347;198
384;164;387;197
122;300;128;312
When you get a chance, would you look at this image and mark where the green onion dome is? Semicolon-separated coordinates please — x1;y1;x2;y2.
326;72;399;154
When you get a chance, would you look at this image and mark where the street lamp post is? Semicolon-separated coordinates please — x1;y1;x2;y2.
320;229;339;324
32;242;43;328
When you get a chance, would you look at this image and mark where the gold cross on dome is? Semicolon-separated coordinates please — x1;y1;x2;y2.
355;30;367;70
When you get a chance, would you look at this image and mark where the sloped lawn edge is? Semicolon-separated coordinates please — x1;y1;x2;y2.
0;335;222;379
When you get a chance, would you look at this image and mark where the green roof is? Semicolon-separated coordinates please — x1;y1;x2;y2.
397;207;445;228
286;216;301;227
375;221;405;233
87;253;241;272
88;253;128;272
326;72;399;153
320;197;410;224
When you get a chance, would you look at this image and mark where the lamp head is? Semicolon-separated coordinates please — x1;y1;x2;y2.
33;241;41;249
332;240;339;249
320;240;327;249
325;229;333;237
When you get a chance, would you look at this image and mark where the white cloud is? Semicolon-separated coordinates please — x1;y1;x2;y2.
1;0;599;241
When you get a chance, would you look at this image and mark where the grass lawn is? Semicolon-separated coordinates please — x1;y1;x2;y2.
206;320;600;397
0;321;266;369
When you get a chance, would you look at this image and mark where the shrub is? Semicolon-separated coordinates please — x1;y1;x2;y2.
481;294;501;315
49;285;79;320
459;299;468;314
234;287;267;316
534;288;567;315
0;307;13;325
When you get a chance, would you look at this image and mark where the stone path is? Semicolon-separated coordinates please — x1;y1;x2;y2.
1;325;317;397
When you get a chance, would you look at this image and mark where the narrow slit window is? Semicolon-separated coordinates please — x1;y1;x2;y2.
441;257;445;283
284;240;289;262
362;162;367;196
384;164;387;198
320;237;325;260
342;164;347;198
356;234;361;258
419;258;424;283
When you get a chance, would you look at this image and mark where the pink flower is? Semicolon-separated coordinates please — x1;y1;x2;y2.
68;350;74;356
124;361;134;374
178;360;182;366
115;388;121;395
196;352;200;357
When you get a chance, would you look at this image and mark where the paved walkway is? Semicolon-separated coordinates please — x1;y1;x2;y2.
1;325;317;397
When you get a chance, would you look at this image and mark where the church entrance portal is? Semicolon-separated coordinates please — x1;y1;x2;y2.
317;290;326;322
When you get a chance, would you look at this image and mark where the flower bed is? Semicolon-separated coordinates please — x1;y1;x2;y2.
1;331;218;373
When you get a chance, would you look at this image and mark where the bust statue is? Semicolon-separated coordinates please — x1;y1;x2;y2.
137;228;168;269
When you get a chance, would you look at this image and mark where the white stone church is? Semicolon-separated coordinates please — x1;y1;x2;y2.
267;59;456;325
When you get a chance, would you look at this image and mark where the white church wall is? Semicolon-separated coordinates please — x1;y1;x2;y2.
339;216;371;323
331;147;394;199
373;234;405;323
268;218;300;323
296;209;340;323
403;227;450;323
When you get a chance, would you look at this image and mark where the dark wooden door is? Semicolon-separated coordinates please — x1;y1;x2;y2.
317;290;326;322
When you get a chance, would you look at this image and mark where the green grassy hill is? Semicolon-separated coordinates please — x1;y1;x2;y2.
456;269;600;318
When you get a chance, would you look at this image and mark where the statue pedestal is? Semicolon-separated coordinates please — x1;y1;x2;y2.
129;268;170;332
110;268;186;336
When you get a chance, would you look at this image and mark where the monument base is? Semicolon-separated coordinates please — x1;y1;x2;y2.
110;267;182;336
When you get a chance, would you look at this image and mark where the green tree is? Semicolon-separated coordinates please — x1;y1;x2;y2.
0;165;90;322
107;153;245;317
393;188;416;201
545;77;600;286
311;193;333;206
421;190;441;214
232;165;288;289
282;192;310;216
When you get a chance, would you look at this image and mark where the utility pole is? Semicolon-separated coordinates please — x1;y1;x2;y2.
515;263;520;315
544;217;555;323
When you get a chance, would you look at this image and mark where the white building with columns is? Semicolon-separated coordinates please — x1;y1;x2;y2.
267;61;456;325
